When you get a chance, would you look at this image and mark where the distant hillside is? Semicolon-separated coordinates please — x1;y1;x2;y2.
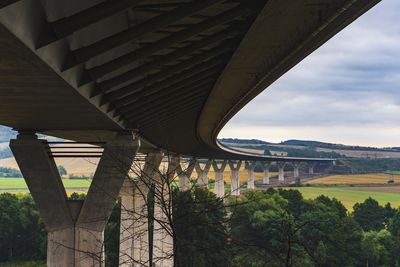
219;138;270;145
281;139;400;152
219;138;400;159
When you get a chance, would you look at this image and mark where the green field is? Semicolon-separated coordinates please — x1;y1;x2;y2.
0;177;90;190
293;187;400;210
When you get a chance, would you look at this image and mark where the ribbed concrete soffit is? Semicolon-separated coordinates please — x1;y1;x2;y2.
0;0;380;160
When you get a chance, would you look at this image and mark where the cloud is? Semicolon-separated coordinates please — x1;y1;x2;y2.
220;0;400;147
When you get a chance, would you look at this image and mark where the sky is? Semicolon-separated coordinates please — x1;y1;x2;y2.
219;0;400;147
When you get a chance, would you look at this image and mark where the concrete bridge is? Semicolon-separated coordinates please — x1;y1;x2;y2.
0;0;379;266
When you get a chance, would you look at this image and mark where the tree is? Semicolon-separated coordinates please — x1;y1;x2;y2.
173;187;228;267
361;230;393;267
353;197;386;231
57;165;67;176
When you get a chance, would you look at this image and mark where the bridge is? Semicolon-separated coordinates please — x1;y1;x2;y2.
0;0;379;266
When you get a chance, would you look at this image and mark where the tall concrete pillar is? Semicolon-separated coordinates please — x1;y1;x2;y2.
245;161;256;190
195;159;212;187
277;162;286;183
262;162;271;184
176;158;196;191
119;152;163;267
228;160;242;196
212;160;227;198
309;162;317;175
152;154;178;267
293;162;300;178
10;131;138;267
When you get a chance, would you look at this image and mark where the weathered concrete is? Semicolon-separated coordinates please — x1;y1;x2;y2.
119;152;163;267
176;158;196;191
245;161;256;189
152;153;174;267
277;162;286;183
212;160;227;198
195;159;212;187
262;162;271;184
11;131;138;267
228;160;242;196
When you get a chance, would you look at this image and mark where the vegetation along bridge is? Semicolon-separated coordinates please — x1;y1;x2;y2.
0;0;379;266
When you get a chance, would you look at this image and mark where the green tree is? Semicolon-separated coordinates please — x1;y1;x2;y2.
353;198;386;231
57;165;67;176
361;230;393;267
173;187;228;267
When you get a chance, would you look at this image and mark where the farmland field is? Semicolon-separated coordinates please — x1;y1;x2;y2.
291;187;400;210
0;177;91;190
305;173;400;185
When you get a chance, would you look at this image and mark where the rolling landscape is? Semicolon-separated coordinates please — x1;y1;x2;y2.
1;126;400;209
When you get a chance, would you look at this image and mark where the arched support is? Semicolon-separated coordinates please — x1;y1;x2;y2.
292;162;300;178
262;162;271;184
228;160;242;196
277;162;286;183
245;161;256;190
176;158;196;191
119;152;163;267
212;160;227;198
10;131;138;267
195;159;212;187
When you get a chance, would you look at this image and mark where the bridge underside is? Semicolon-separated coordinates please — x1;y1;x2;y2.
0;0;379;159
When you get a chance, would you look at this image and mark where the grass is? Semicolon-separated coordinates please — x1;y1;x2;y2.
0;261;45;267
291;187;400;210
0;177;90;190
306;173;400;185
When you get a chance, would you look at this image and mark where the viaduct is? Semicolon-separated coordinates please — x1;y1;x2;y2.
0;0;380;266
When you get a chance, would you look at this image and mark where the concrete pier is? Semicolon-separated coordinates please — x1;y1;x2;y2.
119;152;163;267
245;161;256;189
212;160;227;198
177;158;195;191
277;162;286;183
262;162;271;184
195;159;212;187
228;160;242;196
11;132;138;267
293;162;300;178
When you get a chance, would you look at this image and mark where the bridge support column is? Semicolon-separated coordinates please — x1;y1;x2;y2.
228;161;242;196
212;160;227;198
119;153;163;267
309;162;317;175
245;161;256;190
10;131;138;267
195;159;212;187
152;154;178;267
177;158;195;191
277;162;286;183
262;162;271;184
293;162;300;178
